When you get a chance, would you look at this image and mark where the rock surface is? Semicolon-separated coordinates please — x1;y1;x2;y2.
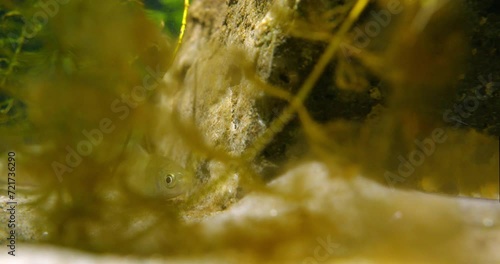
2;162;500;263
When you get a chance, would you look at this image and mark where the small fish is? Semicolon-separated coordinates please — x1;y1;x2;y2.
145;153;194;198
122;133;194;199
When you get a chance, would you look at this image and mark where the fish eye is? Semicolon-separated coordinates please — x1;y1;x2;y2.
165;174;174;184
165;174;175;187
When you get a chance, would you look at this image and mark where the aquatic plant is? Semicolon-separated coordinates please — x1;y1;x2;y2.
0;0;498;261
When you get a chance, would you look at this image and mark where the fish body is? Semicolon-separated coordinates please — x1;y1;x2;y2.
124;145;194;199
145;154;194;198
